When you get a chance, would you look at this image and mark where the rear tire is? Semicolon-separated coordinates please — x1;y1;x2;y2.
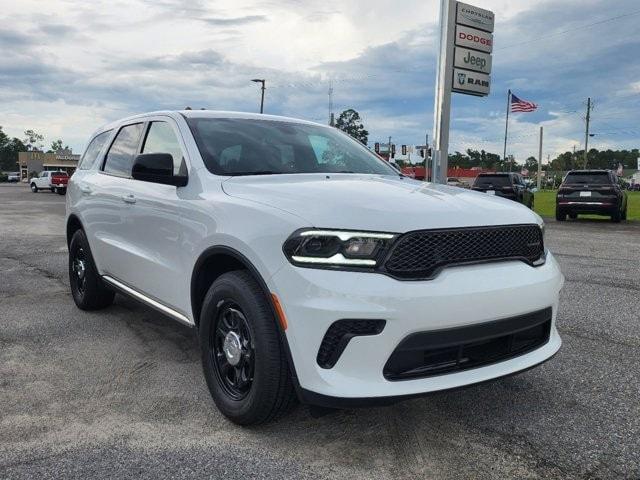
621;206;627;221
57;188;66;195
30;183;38;193
569;213;577;220
69;230;115;310
611;209;621;223
555;208;566;221
199;270;296;425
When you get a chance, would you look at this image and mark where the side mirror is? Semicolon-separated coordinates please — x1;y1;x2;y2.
131;153;187;187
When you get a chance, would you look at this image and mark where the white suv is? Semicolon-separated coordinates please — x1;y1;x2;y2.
66;111;563;425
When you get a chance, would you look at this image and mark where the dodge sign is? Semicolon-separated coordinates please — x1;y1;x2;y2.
455;24;493;53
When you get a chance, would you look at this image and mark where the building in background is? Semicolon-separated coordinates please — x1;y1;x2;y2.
17;149;80;181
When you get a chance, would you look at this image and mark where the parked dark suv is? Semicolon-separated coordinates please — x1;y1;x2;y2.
472;173;534;208
556;170;627;222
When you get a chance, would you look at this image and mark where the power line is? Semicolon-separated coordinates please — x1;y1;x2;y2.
496;9;640;51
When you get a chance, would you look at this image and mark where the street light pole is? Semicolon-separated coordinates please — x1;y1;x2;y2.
251;79;266;114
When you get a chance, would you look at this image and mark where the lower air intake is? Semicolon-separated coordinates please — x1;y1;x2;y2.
384;307;552;381
317;319;386;369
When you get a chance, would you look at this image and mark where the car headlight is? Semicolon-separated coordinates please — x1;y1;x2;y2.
283;229;397;269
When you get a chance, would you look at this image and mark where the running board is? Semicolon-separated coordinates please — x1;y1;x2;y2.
102;275;194;327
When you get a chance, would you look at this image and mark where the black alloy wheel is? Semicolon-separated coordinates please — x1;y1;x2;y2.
71;247;88;297
212;302;255;400
68;229;115;310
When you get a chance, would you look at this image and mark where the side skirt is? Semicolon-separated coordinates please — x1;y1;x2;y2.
102;275;194;327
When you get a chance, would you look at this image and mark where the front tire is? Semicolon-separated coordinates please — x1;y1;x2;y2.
30;183;38;193
68;230;115;310
199;271;295;425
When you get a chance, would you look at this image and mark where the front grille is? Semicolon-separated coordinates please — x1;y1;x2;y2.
383;224;544;280
383;307;552;381
317;320;386;369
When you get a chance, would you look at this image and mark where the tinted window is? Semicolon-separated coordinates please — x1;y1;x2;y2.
79;130;112;170
141;122;185;174
474;174;511;187
103;123;144;176
186;118;396;176
564;172;611;185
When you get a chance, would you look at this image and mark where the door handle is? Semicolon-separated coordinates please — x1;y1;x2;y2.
122;194;136;204
79;185;92;194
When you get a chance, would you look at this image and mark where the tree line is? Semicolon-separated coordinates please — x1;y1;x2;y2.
0;126;69;171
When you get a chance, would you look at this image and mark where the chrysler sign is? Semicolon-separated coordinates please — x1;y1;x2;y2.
456;1;495;33
452;68;490;96
455;24;493;53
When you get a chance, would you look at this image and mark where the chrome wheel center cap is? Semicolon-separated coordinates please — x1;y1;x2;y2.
74;259;86;279
223;331;242;366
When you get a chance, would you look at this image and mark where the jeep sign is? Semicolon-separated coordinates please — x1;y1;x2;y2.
456;1;495;33
452;68;491;96
455;24;493;53
454;46;492;74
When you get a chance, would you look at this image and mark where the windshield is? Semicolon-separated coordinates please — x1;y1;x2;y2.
564;172;610;184
474;174;511;187
186;118;397;176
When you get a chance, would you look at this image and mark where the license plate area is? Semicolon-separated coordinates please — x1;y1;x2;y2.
579;191;592;197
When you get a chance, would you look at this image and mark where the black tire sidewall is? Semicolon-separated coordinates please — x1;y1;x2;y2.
69;230;113;309
199;271;285;424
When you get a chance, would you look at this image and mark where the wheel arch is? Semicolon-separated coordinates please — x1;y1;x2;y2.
190;245;273;327
190;245;302;394
66;214;84;247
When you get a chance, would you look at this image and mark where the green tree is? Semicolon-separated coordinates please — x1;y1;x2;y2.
48;139;69;153
335;109;369;144
0;126;27;171
23;129;44;151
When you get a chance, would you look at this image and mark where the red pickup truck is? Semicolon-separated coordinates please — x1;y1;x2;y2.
30;171;69;195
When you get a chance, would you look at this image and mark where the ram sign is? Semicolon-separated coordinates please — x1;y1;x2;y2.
452;68;490;96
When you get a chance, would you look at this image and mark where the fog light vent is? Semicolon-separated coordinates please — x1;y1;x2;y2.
317;319;386;369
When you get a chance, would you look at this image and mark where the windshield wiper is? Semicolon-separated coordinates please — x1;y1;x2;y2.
229;171;281;176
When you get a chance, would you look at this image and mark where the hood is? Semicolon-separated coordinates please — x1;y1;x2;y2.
222;174;541;232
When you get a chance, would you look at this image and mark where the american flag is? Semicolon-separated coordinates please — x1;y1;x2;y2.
511;93;538;113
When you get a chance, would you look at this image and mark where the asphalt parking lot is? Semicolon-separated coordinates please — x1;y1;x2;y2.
1;183;639;479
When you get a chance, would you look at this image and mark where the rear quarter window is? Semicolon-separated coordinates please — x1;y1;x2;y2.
79;130;112;170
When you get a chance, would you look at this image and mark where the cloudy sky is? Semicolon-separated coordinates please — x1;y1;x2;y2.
1;0;639;161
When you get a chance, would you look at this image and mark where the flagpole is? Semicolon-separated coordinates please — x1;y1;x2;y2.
503;89;511;171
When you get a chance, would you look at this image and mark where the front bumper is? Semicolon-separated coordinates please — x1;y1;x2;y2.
270;252;563;402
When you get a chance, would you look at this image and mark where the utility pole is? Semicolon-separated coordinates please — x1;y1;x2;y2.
251;79;266;114
584;97;591;168
425;133;429;182
328;79;334;126
537;126;543;191
388;136;392;161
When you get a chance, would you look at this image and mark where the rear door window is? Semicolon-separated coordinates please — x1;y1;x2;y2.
141;122;185;175
103;123;144;176
79;130;112;170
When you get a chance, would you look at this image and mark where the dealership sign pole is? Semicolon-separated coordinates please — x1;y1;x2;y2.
432;0;494;183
